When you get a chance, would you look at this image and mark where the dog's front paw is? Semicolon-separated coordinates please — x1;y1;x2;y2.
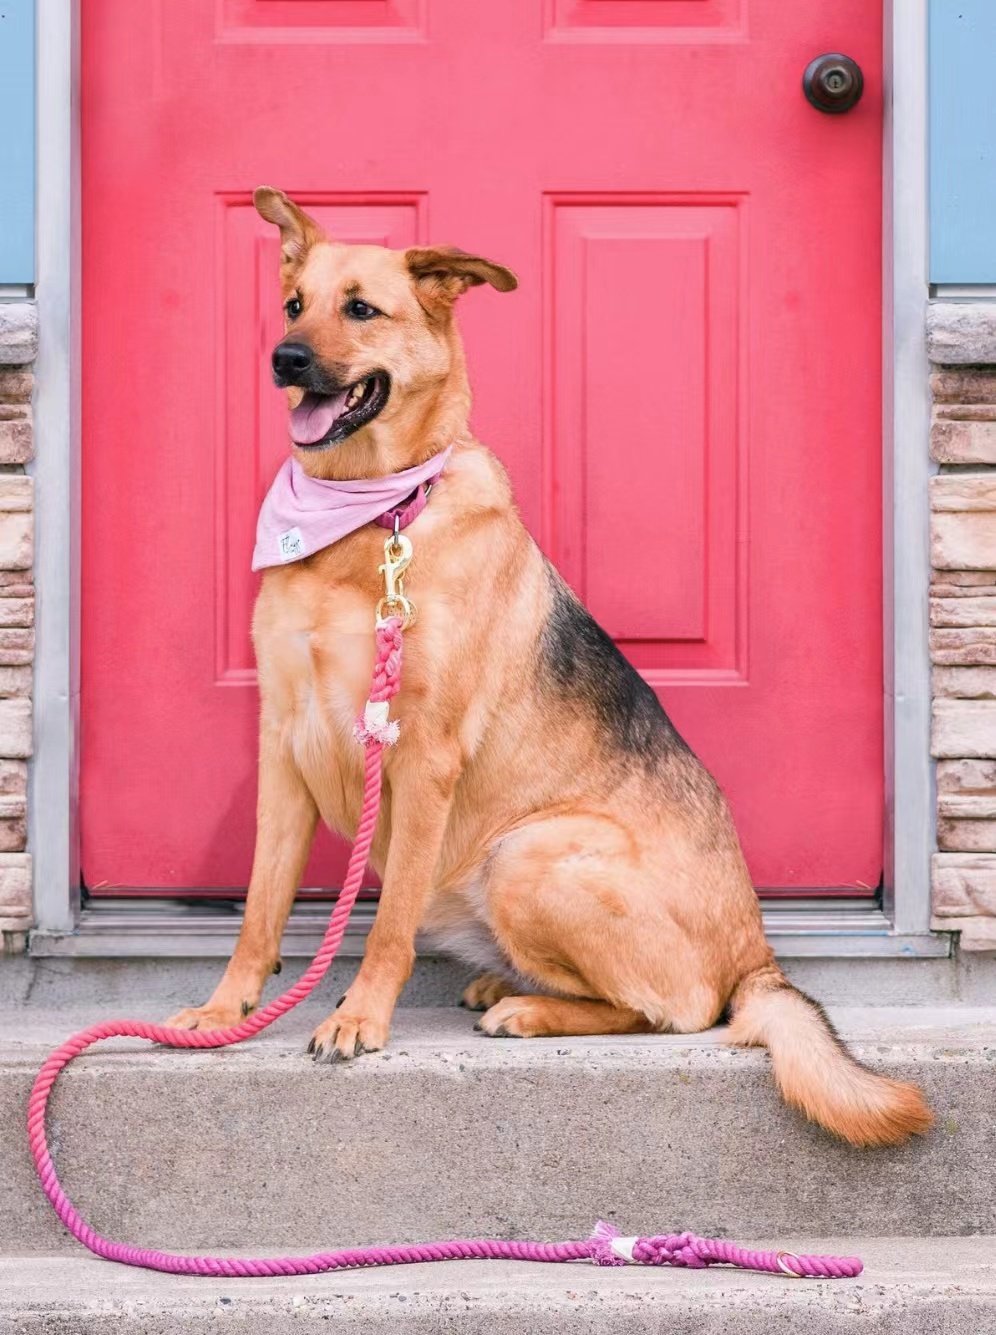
308;1007;390;1064
164;1001;252;1033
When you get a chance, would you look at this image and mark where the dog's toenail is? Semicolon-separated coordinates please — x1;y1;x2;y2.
306;1037;316;1055
273;960;282;976
336;994;347;1008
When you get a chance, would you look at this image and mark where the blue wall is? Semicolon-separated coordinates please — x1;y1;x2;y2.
0;0;35;285
930;0;996;284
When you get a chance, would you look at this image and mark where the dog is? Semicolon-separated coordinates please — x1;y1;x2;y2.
168;187;932;1148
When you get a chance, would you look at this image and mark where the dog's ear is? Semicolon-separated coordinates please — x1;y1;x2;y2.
405;247;518;309
253;188;324;269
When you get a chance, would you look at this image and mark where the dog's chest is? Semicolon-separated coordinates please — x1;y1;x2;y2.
253;571;375;823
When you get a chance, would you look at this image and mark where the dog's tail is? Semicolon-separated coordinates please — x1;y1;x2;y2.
726;963;933;1147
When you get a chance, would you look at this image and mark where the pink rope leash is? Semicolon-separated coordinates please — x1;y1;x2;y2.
26;615;863;1282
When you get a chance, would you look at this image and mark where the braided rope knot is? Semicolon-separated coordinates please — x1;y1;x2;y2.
633;1234;709;1268
354;617;404;747
589;1223;705;1268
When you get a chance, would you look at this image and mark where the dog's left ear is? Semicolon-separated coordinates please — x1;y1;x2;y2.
405;247;518;308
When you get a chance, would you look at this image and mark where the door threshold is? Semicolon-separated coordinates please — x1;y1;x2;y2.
28;899;953;959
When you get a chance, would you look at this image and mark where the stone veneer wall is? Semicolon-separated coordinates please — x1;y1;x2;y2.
0;304;35;954
927;304;996;952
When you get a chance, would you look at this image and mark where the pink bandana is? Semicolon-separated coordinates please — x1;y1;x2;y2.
252;448;452;571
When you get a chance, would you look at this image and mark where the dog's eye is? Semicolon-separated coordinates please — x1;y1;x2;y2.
285;296;302;319
345;298;380;321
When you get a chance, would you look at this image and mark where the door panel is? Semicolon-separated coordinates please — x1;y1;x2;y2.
81;0;883;893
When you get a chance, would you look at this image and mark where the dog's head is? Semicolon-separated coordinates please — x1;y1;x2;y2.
254;188;516;473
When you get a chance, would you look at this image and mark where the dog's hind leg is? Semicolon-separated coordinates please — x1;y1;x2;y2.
460;972;517;1012
478;813;727;1039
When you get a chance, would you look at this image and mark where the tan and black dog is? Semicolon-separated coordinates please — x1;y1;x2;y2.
169;188;932;1148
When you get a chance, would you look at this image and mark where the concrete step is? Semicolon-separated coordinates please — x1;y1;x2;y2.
6;949;996;1014
2;1240;995;1333
2;1007;994;1255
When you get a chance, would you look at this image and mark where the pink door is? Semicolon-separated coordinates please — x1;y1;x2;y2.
81;0;883;895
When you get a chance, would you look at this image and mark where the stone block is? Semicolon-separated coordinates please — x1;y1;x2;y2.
931;698;996;758
0;759;27;796
931;366;996;400
931;849;996;915
931;571;996;595
934;403;996;421
960;917;996;949
0;418;33;465
930;595;996;627
931;476;996;569
0;598;33;629
0;852;31;918
938;795;996;820
930;914;996;950
0;368;33;403
0;569;33;597
931;473;996;511
0;476;33;512
0;511;32;571
0;304;37;366
0;666;31;697
933;666;996;699
936;759;996;825
927;301;996;363
0;794;26;820
0;817;27;852
0;629;35;667
930;627;996;665
931;513;996;570
0;698;31;759
931;419;996;464
937;817;996;851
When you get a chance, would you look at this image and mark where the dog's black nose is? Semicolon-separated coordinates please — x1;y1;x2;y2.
272;342;313;382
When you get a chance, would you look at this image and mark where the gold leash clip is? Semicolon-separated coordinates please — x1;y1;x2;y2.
376;532;416;629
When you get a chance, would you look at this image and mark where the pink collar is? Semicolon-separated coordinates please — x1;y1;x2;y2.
252;447;451;571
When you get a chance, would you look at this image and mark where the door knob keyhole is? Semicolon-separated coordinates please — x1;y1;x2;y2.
803;53;864;114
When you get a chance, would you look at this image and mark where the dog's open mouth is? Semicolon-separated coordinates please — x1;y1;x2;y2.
289;373;390;449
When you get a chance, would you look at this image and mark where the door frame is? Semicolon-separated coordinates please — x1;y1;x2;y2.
28;0;949;957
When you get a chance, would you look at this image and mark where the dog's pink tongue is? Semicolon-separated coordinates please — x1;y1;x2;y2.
289;390;348;446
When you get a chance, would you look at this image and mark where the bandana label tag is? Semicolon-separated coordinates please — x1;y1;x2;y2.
278;527;305;562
